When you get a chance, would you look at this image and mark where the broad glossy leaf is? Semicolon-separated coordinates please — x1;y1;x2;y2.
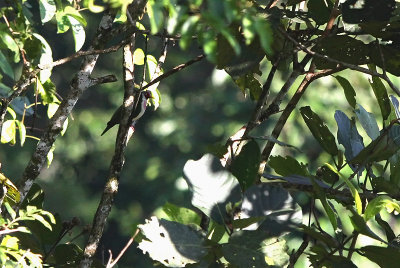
334;76;356;108
1;120;16;144
0;32;20;62
67;15;85;52
313;36;370;69
230;140;261;191
183;154;242;224
316;164;339;184
33;33;53;83
307;0;332;25
39;0;56;23
240;184;302;232
355;104;379;140
222;231;289;267
138;217;207;267
300;106;338;155
133;48;145;65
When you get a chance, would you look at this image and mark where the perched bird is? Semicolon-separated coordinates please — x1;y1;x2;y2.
101;90;153;136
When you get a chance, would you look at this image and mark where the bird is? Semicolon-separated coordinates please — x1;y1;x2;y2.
101;90;153;136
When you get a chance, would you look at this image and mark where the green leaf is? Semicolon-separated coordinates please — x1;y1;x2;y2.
0;50;14;80
360;245;400;268
37;79;59;105
334;76;356;108
364;195;400;222
269;155;309;177
233;73;262;100
355;104;380;140
254;17;272;53
311;178;338;230
207;220;226;242
162;202;201;226
47;103;59;118
1;120;16;144
179;16;199;50
138;217;207;267
47;143;56;167
369;72;391;120
15;120;26;146
230;140;261;191
316;164;339;184
335;110;364;165
56;10;70;33
39;0;56;23
67;15;85;52
33;33;53;82
183;154;242;224
147;1;164;34
307;0;332;24
0;32;20;63
1;236;19;250
133;48;145;65
349;211;385;242
64;6;87;27
350;125;400;165
300;106;338;155
21;183;44;209
222;231;289;267
6;107;16;120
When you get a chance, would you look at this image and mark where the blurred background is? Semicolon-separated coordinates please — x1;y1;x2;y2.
0;5;395;267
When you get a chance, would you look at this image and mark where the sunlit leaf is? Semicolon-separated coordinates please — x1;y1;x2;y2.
364;195;400;222
334;76;356;108
39;0;56;23
138;217;207;267
68;16;85;52
355;104;380;140
1;120;16;144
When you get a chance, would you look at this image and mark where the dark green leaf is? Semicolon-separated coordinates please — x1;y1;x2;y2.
376;215;396;242
302;225;338;248
162;202;201;226
307;0;332;25
39;0;56;23
334;76;356;108
233;73;262;100
369;74;391;120
316;164;339;184
231;140;261;191
349;211;385;242
269;155;309;177
360;245;400;268
311;178;337;230
300;106;338;155
0;50;14;79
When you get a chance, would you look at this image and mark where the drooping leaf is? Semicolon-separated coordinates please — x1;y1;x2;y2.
300;106;338;156
390;95;400;119
316;164;339;184
355;104;380;140
230;140;261;191
33;33;53;82
349;211;385;242
334;110;364;165
0;50;14;80
350;125;400;165
269;155;309;177
375;215;396;242
364;195;400;222
311;178;338;230
183;154;242;224
369;72;391;120
334;76;356;108
138;217;207;267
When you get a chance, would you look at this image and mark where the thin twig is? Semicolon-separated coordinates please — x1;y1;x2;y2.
141;54;205;91
279;28;400;96
107;229;140;267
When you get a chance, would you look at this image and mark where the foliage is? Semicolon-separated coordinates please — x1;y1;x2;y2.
2;0;400;267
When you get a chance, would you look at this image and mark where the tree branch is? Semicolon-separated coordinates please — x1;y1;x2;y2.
17;9;118;202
